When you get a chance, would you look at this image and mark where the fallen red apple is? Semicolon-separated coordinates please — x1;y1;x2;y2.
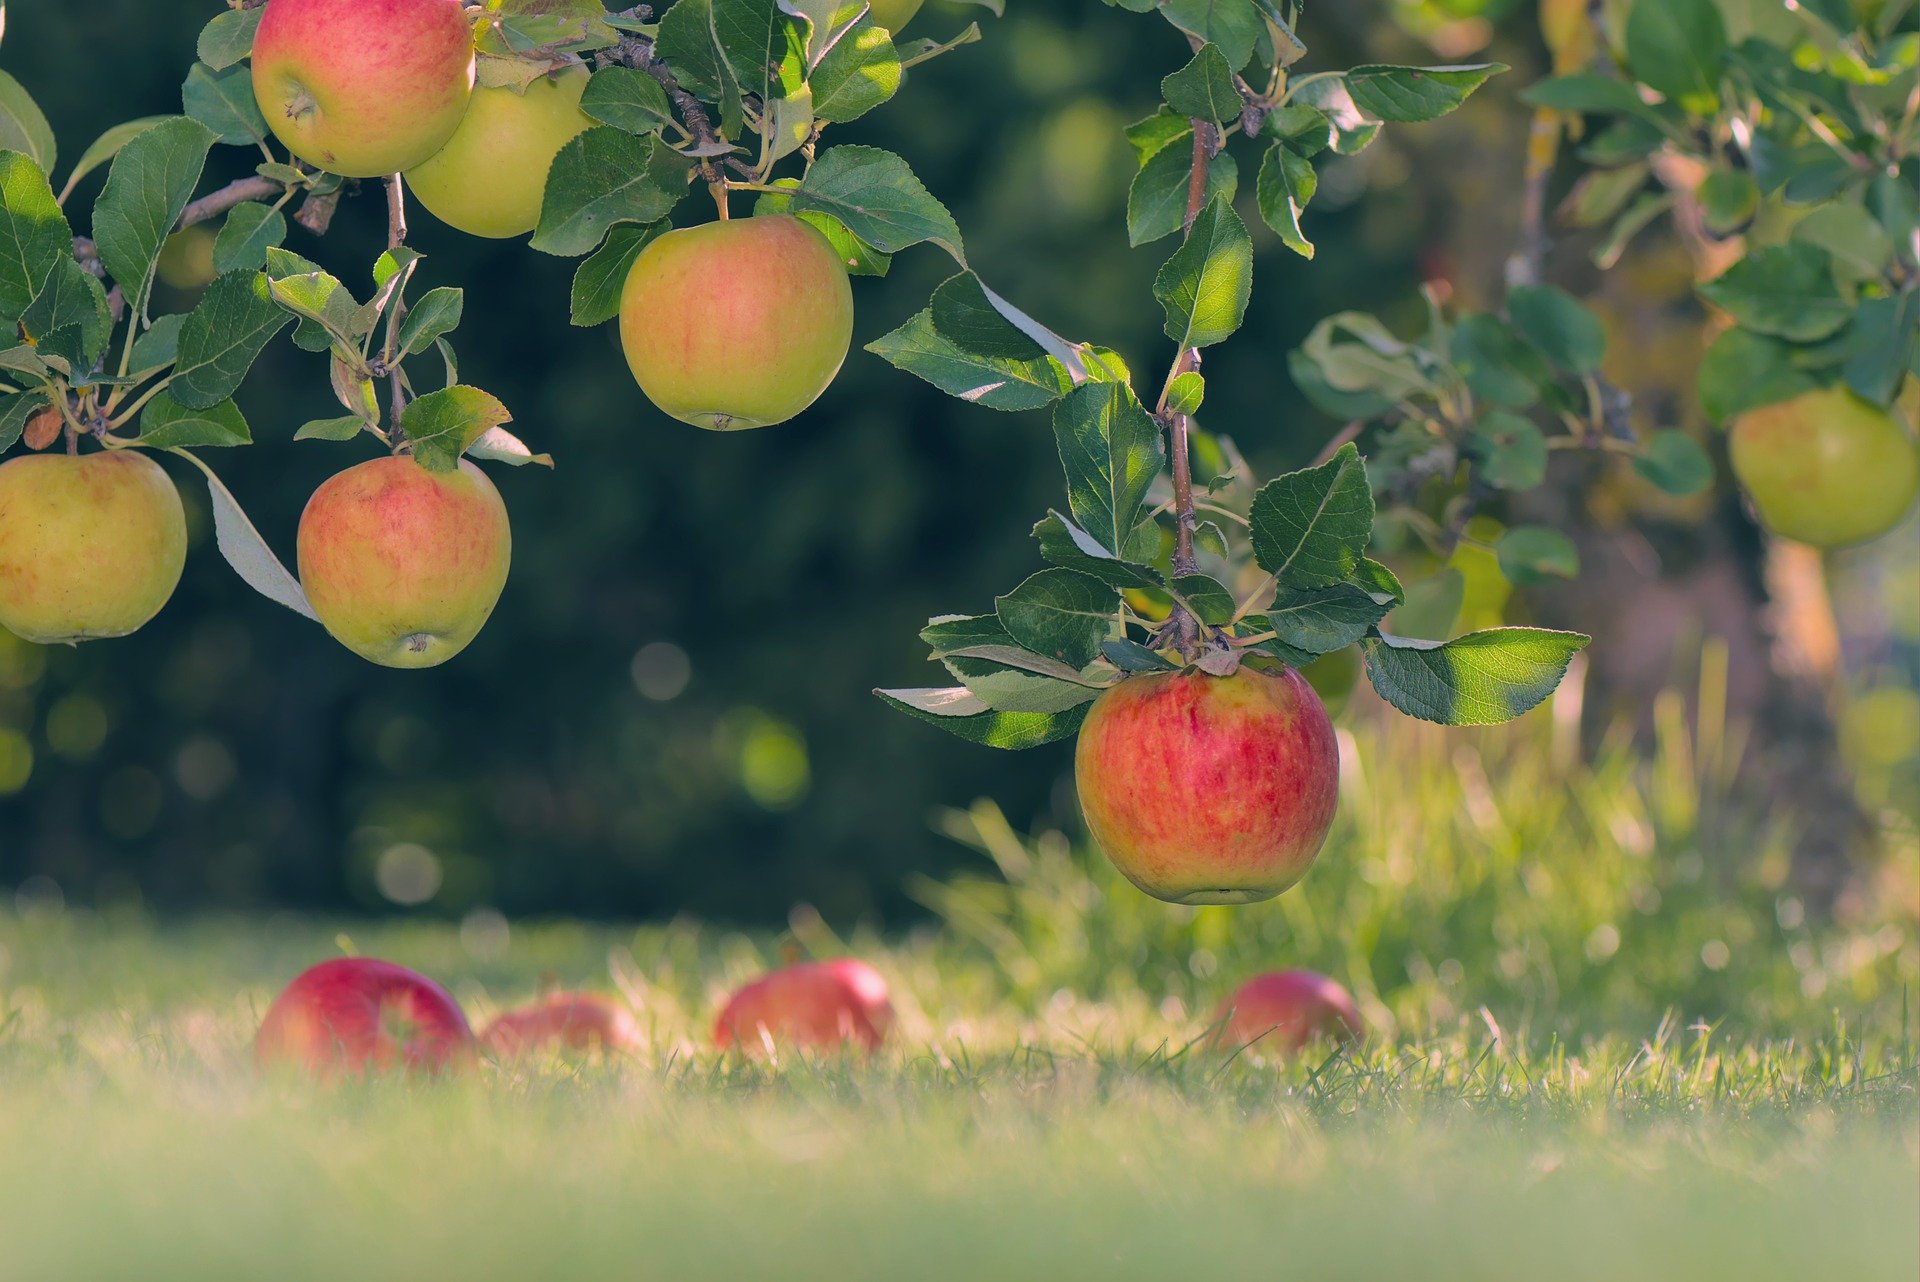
1207;970;1363;1060
254;957;475;1077
1074;666;1339;905
712;959;893;1055
482;991;643;1058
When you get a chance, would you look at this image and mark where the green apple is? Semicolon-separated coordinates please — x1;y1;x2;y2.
618;214;854;431
0;450;186;644
1729;384;1920;549
251;0;477;178
406;65;594;239
297;455;511;668
866;0;925;33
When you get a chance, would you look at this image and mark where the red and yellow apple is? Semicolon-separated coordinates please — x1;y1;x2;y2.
1729;385;1919;548
296;455;511;668
406;65;594;239
712;959;894;1055
1074;666;1339;905
251;0;477;178
482;991;642;1058
254;957;475;1077
619;214;854;431
1207;970;1363;1060
0;450;186;644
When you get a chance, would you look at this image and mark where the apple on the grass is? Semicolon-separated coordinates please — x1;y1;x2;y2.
1207;970;1363;1060
1074;666;1339;905
406;66;595;239
297;455;511;669
251;0;477;179
619;214;854;431
482;992;643;1058
1729;384;1920;549
0;451;186;645
712;959;894;1055
255;957;475;1077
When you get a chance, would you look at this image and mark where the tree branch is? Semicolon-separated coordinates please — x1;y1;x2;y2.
384;176;411;451
176;176;284;231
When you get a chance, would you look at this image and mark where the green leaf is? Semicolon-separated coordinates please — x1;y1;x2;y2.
1249;443;1374;591
264;247;365;345
1155;195;1251;351
578;67;676;135
1592;191;1674;268
1159;0;1260;70
1165;371;1204;416
1162;44;1242;124
1452;312;1553;409
0;391;39;452
655;0;731;98
874;687;1089;750
1841;293;1920;406
0;150;70;331
1257;582;1393;656
1343;64;1505;122
712;0;808;104
994;568;1117;669
1698;244;1850;342
1294;78;1382;155
138;391;250;448
197;6;263;69
930;270;1047;360
1467;411;1548;490
1052;382;1165;555
1031;510;1165;591
1495;526;1579;586
1507;284;1606;375
1255;142;1316;259
129;314;184;372
1363;627;1590;725
752;181;892;275
1521;72;1654;115
91;117;216;316
401;385;514;472
1261;102;1331;155
568;222;663;327
170;270;293;409
1697;169;1758;236
397;287;465;355
1697;327;1818;422
20;256;110;364
866;309;1073;412
946;660;1102;714
533;129;687;257
1103;639;1176;672
1624;0;1725;114
294;415;365;442
189;455;318;620
1127;134;1235;247
1792;202;1894;280
1351;557;1405;606
0;70;55;175
210;202;287;275
811;22;902;122
1634;429;1714;496
466;425;553;469
57;117;171;201
183;62;270;147
791;145;963;259
1562;163;1652;229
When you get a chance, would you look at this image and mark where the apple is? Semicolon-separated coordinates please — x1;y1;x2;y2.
0;451;186;645
406;65;594;239
1074;665;1339;905
296;455;511;669
1729;385;1920;548
251;0;477;179
712;959;894;1055
866;0;925;33
255;957;475;1077
1207;970;1363;1060
482;991;643;1058
619;214;854;431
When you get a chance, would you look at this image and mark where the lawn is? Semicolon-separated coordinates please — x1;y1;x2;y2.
0;704;1914;1280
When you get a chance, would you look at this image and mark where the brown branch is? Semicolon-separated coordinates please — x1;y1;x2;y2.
176;176;284;231
384;176;411;449
293;186;343;236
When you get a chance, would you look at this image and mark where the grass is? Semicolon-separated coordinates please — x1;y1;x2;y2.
0;677;1915;1279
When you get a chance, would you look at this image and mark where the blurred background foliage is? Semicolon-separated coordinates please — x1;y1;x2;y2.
0;0;1913;930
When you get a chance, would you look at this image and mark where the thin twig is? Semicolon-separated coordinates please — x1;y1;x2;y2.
176;176;285;231
384;176;410;449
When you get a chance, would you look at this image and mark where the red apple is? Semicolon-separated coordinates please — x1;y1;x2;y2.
1074;666;1339;905
1207;970;1363;1059
251;0;477;178
712;959;893;1055
254;957;475;1077
482;991;642;1058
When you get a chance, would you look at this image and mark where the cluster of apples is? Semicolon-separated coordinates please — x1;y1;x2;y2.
252;953;1363;1076
251;0;857;433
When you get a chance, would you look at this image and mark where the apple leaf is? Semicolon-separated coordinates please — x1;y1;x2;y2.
182;62;269;148
402;385;513;473
138;392;250;448
1102;639;1175;672
994;568;1117;670
0;70;55;175
466;425;553;469
179;450;319;621
1255;142;1316;259
810;22;901;123
790;145;963;260
196;6;262;69
20;256;110;365
1467;411;1548;490
1838;292;1920;407
0;150;71;332
1128;132;1236;247
169;270;293;409
57;117;170;203
1363;627;1590;726
1698;244;1850;343
569;222;662;327
0;391;42;452
1494;526;1579;586
920;613;1019;656
128;314;184;373
579;67;676;136
1256;582;1393;656
930;271;1047;361
1031;510;1165;591
533;129;688;257
1342;63;1505;122
1451;312;1553;409
92;116;215;317
1052;381;1165;556
398;287;465;355
1162;44;1242;125
753;182;892;275
264;251;366;348
1159;0;1259;70
945;655;1103;714
293;416;364;442
865;310;1073;412
1623;0;1724;114
210;202;287;274
1633;429;1714;497
1696;327;1817;422
1165;371;1204;416
1248;442;1374;590
1155;195;1252;351
1507;284;1606;375
873;687;1090;749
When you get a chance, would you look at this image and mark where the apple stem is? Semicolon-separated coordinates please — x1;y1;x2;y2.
711;181;730;220
384;176;411;449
